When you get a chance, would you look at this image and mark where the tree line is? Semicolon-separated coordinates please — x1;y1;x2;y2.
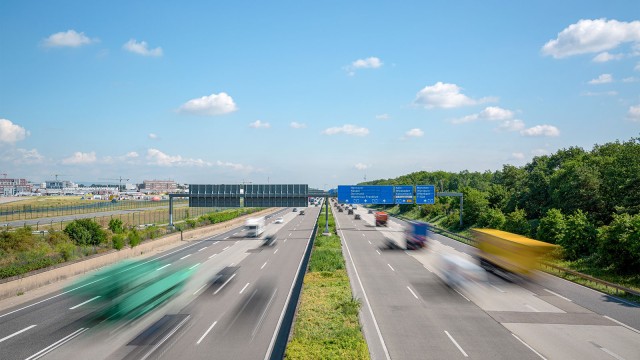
364;136;640;273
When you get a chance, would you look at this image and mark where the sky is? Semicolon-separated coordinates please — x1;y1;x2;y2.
1;1;639;190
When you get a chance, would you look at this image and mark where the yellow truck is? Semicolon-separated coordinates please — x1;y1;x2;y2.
471;228;558;277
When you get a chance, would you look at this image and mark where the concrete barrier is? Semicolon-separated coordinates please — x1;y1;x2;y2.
0;208;280;301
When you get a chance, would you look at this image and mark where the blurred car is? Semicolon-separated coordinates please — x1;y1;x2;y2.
293;208;298;212
338;207;343;212
262;234;277;247
275;217;284;224
368;209;373;214
354;214;361;220
299;210;305;215
348;209;354;215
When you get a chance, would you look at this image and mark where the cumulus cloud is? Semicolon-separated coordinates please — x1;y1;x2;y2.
290;121;307;129
322;124;369;136
216;160;254;172
414;82;496;109
42;30;96;48
125;151;139;158
405;128;424;138
346;57;383;75
375;114;390;120
628;105;640;122
62;151;97;164
520;125;560;137
249;120;270;129
580;90;618;96
511;152;525;160
593;52;624;62
542;19;640;58
146;148;210;167
0;148;44;164
123;39;163;57
0;119;30;144
179;92;238;116
622;77;639;83
588;74;613;84
452;106;514;124
354;163;369;170
148;133;158;139
497;119;526;132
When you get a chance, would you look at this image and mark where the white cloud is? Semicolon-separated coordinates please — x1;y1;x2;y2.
322;124;369;136
628;105;640;122
0;119;29;144
520;125;560;137
216;160;254;172
146;148;210;167
352;57;383;69
581;91;618;96
179;92;238;116
249;120;270;128
542;19;640;58
354;163;369;170
148;133;158;139
1;148;44;164
414;82;496;109
588;74;613;84
511;152;525;160
593;52;624;62
123;39;163;57
43;30;96;48
375;114;390;120
636;62;640;72
452;106;514;124
62;151;97;164
497;119;526;132
290;121;307;129
125;151;139;159
405;128;424;138
622;77;639;83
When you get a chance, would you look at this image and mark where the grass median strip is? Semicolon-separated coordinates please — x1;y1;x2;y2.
286;206;369;359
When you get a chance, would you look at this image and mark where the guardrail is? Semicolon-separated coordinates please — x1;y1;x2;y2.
392;214;640;300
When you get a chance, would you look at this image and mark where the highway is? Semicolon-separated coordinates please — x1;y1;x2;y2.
334;202;640;360
0;206;320;360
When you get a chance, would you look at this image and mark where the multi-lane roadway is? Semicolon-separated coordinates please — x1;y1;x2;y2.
335;202;640;360
0;206;320;360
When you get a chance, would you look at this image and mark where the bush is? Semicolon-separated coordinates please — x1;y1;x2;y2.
559;209;596;261
56;241;76;261
597;213;640;273
108;218;124;234
537;208;566;244
46;229;71;246
0;227;37;253
477;208;506;229
112;234;125;250
64;219;106;246
504;208;531;235
128;229;141;248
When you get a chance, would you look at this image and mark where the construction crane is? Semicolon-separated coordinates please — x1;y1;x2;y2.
52;174;67;181
100;177;130;191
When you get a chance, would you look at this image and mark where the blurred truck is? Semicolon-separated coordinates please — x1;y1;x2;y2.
375;211;388;226
384;221;428;250
471;228;558;277
245;217;265;237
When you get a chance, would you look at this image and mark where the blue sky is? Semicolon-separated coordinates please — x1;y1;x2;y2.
1;1;639;189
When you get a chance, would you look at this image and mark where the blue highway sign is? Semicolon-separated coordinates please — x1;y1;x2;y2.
415;185;436;204
394;185;414;204
338;185;394;204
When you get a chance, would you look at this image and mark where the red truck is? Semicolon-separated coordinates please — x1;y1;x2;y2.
375;211;388;226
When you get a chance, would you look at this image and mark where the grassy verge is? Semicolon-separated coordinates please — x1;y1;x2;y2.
286;206;369;360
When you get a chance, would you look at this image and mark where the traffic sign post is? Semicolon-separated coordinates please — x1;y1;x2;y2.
394;185;414;204
415;185;435;205
337;185;394;204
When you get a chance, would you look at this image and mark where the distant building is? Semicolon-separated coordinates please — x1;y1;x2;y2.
142;179;177;193
45;180;73;189
0;177;32;195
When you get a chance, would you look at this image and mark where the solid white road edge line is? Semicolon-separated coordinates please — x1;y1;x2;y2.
454;289;470;301
69;296;101;310
0;324;36;343
444;330;468;357
603;315;640;334
337;214;392;360
196;321;217;345
512;333;547;360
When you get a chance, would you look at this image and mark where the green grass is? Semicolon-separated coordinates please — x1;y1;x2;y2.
286;205;369;360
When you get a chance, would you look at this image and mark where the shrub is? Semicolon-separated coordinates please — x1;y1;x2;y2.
112;234;125;250
477;207;506;229
504;208;531;235
46;229;71;246
128;229;141;248
597;213;640;273
56;241;76;261
559;210;596;261
108;218;124;234
537;208;566;244
64;219;106;246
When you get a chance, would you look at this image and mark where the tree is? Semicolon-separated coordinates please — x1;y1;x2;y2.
559;210;596;261
537;209;566;244
128;229;141;248
477;207;506;229
108;218;124;234
549;160;603;223
461;187;489;226
597;213;640;273
64;219;107;246
504;208;530;235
